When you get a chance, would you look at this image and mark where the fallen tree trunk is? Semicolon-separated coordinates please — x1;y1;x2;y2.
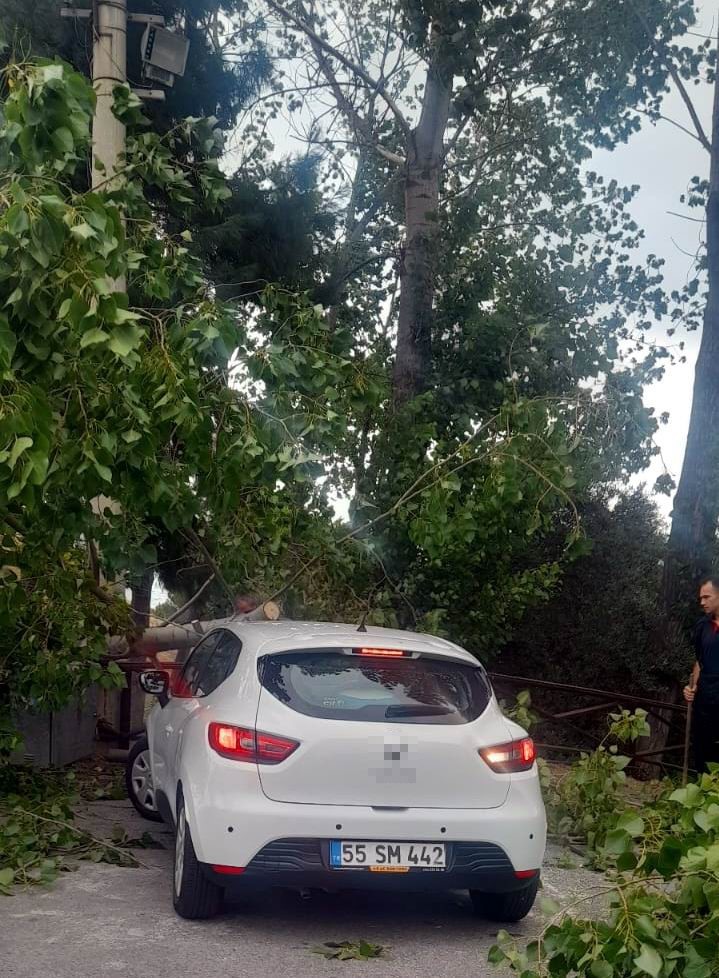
130;601;281;655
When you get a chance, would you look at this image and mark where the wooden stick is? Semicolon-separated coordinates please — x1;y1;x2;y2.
165;574;215;623
682;695;694;786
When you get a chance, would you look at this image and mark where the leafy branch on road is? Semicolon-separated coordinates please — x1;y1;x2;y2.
312;940;388;961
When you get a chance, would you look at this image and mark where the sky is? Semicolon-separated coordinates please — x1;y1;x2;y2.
596;2;714;515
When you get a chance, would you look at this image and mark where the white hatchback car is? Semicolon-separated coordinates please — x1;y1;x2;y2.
135;620;546;920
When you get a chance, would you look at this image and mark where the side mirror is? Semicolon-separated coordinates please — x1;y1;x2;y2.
139;670;170;697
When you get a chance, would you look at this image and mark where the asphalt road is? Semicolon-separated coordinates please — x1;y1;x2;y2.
1;800;600;978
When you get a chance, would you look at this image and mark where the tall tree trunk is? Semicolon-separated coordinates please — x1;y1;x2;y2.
131;567;154;629
664;64;719;613
392;53;452;406
639;52;719;775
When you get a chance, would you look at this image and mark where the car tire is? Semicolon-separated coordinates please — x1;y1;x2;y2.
125;736;163;822
470;876;540;923
173;791;223;920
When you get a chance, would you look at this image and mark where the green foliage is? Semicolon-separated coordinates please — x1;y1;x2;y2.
312;941;388;961
492;769;719;978
0;60;343;754
502;490;688;699
0;767;140;891
150;599;179;623
547;709;651;859
502;689;540;732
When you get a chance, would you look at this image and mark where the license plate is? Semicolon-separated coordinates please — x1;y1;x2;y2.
330;841;446;870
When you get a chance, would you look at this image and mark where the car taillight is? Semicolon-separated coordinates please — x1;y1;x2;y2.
479;737;536;773
208;723;299;764
352;648;409;657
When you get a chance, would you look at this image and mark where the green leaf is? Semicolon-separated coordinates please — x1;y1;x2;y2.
106;306;142;325
488;944;508;966
6;204;29;236
602;829;633;856
655;837;683;878
590;961;613;978
121;429;142;444
0;867;14;887
70;222;96;242
8;436;33;469
80;328;109;348
704;842;719;872
634;944;662;978
702;881;719;913
669;783;702;808
540;897;561;915
108;325;143;358
40;63;64;83
615;812;644;836
93;461;112;483
615;851;638;872
92;277;113;297
51;127;74;155
58;298;72;319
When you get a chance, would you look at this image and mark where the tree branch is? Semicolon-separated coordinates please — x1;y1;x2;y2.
264;0;412;141
629;0;711;153
166;574;216;623
635;106;711;147
184;528;234;610
3;512;123;608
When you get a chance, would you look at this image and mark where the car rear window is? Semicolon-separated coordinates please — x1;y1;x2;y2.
258;649;491;724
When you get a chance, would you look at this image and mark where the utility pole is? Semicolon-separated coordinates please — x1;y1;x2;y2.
60;2;188;746
61;5;183;194
91;0;128;189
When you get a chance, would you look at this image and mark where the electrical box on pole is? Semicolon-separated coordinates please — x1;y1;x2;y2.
140;25;190;87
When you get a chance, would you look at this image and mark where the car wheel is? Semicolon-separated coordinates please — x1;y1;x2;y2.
125;736;163;822
470;876;540;923
173;791;223;919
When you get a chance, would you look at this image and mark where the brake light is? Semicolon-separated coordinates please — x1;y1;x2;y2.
353;648;408;657
212;865;245;875
515;869;539;879
480;737;536;773
208;723;299;764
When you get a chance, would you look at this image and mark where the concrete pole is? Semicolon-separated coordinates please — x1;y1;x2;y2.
91;0;127;189
91;0;131;737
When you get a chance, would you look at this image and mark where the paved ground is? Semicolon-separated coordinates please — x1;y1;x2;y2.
1;800;602;978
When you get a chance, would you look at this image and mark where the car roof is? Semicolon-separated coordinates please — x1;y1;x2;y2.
219;619;478;665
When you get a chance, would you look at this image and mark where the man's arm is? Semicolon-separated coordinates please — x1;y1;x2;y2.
684;661;701;702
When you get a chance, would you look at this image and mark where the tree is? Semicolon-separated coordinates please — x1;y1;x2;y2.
259;0;694;405
232;0;696;656
1;59;584;755
503;490;688;694
0;60;345;754
0;1;342;625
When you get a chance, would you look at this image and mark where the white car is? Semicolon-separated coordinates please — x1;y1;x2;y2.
133;620;546;921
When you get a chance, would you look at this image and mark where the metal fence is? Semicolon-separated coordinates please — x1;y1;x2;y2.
489;672;688;775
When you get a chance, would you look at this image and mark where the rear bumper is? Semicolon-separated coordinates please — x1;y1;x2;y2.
183;771;546;872
202;838;539;894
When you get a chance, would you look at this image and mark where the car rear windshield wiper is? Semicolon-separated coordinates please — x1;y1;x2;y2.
384;704;454;718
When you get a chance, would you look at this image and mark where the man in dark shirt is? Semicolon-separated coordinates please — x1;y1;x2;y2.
684;577;719;772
